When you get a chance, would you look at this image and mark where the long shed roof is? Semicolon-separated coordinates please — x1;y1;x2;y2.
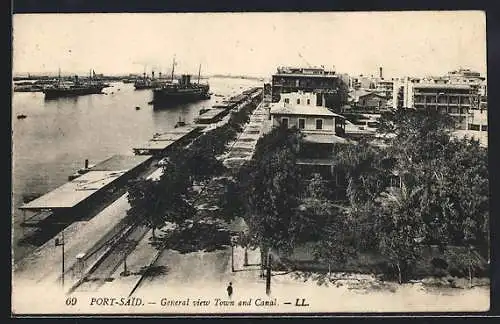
20;170;125;210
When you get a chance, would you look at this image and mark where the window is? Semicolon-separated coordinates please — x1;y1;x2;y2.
281;118;289;128
297;99;301;105
316;93;323;106
284;98;289;104
481;125;488;131
298;119;305;129
307;99;311;105
316;119;323;130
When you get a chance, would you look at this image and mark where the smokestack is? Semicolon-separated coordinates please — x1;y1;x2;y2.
379;67;383;79
85;159;89;169
152;71;155;79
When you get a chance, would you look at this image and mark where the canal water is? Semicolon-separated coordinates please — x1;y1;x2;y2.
12;77;262;261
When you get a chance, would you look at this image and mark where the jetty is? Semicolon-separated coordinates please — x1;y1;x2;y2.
132;125;203;155
19;155;153;228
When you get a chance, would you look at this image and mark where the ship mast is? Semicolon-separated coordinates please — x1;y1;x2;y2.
197;63;201;84
171;55;176;82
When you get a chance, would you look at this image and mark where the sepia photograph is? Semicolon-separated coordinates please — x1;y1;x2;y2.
11;11;489;315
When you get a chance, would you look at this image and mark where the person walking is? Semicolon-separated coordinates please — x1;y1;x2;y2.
226;282;233;299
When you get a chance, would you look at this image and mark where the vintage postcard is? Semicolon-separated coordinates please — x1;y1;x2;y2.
11;11;489;315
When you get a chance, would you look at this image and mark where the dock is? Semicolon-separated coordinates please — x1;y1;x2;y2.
195;108;230;124
20;154;153;227
132;125;202;155
195;87;263;125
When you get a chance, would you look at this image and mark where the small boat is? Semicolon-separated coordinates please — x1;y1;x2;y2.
174;116;186;128
136;106;141;110
17;114;27;119
199;107;210;115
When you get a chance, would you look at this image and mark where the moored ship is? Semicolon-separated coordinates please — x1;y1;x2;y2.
152;74;210;106
134;71;169;90
42;71;105;99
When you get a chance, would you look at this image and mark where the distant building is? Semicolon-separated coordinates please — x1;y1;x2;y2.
375;79;394;99
453;109;488;147
355;91;388;111
271;66;348;112
399;82;473;129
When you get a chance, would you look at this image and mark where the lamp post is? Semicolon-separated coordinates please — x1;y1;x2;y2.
230;236;236;273
55;230;65;287
120;239;134;277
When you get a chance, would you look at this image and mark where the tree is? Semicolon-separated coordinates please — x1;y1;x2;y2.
239;127;304;261
127;156;194;239
374;184;426;283
127;179;166;239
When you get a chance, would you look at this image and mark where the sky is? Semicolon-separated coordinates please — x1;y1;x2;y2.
12;11;487;78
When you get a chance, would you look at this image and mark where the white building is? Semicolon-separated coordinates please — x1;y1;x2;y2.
269;91;347;145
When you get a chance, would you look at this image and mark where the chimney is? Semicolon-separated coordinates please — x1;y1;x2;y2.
85;159;89;169
152;71;155;79
379;67;383;79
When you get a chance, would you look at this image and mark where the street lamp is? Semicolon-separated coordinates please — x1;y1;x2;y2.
230;236;237;273
54;230;65;287
119;239;135;277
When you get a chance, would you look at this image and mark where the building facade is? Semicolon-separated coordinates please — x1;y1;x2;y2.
356;92;389;111
271;66;348;111
269;91;349;177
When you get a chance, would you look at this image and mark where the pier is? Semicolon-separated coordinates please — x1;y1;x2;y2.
132;125;202;155
19;154;153;228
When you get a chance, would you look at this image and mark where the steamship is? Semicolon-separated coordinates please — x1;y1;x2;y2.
152;74;210;106
43;71;105;99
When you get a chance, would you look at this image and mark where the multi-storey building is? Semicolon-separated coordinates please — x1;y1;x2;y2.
269;91;347;144
271;66;348;112
375;79;394;99
412;83;472;129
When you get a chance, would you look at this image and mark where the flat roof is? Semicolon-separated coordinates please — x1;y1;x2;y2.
158;125;200;134
273;73;337;78
151;132;192;142
133;140;176;151
91;155;152;171
134;126;200;150
20;170;126;210
197;108;228;120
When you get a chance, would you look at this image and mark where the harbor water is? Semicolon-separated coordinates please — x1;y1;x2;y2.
11;77;262;261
